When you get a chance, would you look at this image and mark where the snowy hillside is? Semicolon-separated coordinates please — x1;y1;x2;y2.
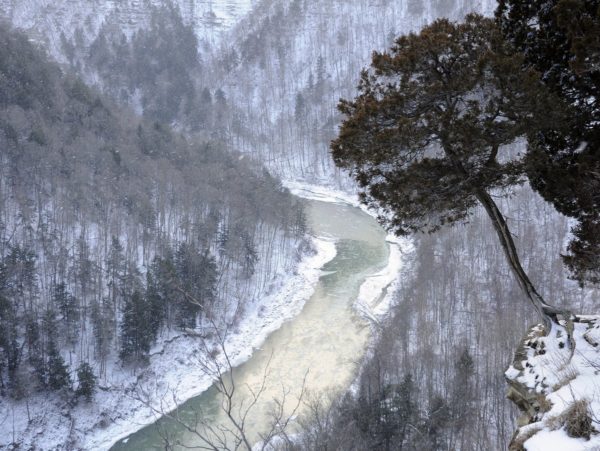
0;0;255;58
1;0;499;184
200;0;499;182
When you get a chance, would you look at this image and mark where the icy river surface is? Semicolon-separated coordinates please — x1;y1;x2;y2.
112;197;392;450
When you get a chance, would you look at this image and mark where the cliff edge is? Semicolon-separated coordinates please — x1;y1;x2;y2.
507;317;600;450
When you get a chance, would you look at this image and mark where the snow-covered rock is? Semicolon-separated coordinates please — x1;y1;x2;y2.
507;316;600;450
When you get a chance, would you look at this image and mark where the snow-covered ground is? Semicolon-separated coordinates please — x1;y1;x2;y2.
3;181;411;450
507;317;600;450
1;234;336;450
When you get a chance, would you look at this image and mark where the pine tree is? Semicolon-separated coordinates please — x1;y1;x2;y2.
119;290;152;362
75;235;93;305
315;55;326;95
146;258;168;340
496;0;600;284
25;313;44;387
46;345;71;390
91;298;113;376
293;202;308;238
52;282;79;348
241;231;258;279
0;297;19;393
423;395;451;450
43;308;71;390
294;92;306;123
173;244;217;329
106;236;125;333
393;373;418;449
76;362;97;402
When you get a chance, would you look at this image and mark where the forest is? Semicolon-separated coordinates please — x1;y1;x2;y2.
0;0;599;450
0;20;306;400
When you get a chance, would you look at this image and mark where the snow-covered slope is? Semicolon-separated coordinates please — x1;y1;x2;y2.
0;0;254;58
200;0;498;183
0;0;498;184
2;236;335;450
507;317;600;450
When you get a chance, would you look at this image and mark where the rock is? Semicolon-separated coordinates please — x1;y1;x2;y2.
507;316;600;450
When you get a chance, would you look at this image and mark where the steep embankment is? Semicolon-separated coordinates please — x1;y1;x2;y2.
507;318;600;450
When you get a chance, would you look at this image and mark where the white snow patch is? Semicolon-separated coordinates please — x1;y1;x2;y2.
525;428;595;451
508;317;600;450
355;240;412;322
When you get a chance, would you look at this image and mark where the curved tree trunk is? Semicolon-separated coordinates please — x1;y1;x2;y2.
474;189;569;331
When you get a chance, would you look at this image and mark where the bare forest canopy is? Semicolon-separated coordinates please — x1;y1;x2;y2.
0;21;306;397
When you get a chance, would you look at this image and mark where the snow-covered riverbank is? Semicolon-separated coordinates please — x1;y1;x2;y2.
1;233;336;450
2;182;411;451
105;182;412;450
285;181;413;322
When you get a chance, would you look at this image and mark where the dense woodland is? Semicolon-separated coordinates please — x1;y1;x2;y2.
48;1;490;183
0;21;306;400
1;0;599;450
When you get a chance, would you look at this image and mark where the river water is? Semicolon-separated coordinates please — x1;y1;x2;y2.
112;198;390;450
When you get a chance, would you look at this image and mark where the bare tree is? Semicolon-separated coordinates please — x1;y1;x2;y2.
132;288;306;450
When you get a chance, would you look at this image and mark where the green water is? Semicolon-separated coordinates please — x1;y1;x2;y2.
112;199;389;450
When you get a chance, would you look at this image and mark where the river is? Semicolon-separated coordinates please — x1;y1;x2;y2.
112;196;392;450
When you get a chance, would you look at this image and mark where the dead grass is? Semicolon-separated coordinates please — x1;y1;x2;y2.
547;399;596;440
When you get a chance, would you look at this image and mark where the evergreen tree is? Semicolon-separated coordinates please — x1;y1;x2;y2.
294;92;306;122
293;202;308;238
423;395;451;450
91;298;113;375
106;236;125;331
75;235;93;304
46;345;71;390
145;257;169;340
241;231;258;279
25;313;44;386
42;308;71;390
0;264;19;392
173;244;217;329
75;362;97;402
315;55;326;98
496;0;600;284
331;15;566;327
119;290;152;362
393;374;419;450
52;282;79;347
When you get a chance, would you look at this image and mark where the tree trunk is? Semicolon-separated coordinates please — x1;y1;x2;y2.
474;189;569;330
